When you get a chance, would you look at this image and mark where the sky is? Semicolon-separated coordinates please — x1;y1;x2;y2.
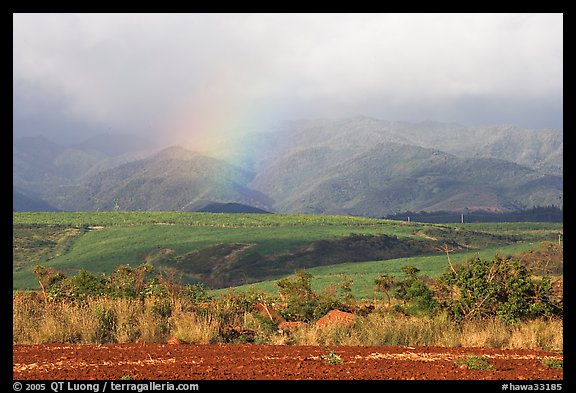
13;13;563;151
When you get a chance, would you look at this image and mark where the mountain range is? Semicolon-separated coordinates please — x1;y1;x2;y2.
13;117;563;216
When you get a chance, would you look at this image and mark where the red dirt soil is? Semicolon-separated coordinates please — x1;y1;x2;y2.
13;344;563;380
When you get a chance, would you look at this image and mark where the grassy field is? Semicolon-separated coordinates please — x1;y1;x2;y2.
214;241;549;299
13;211;416;228
14;213;418;289
13;212;562;294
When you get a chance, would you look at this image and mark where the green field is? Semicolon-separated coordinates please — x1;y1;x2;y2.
219;241;547;299
13;212;562;294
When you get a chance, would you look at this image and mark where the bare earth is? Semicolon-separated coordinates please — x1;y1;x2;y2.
13;344;563;380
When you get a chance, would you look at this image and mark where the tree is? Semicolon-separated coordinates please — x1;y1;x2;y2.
373;273;395;307
33;265;65;303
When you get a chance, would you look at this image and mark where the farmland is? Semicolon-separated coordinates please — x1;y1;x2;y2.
221;241;553;299
13;343;563;380
13;212;562;292
13;212;563;380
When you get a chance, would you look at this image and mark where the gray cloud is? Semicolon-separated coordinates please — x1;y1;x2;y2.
13;13;563;145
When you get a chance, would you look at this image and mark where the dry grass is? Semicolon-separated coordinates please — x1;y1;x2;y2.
12;295;562;350
508;318;563;350
170;311;221;344
278;310;562;350
13;299;100;344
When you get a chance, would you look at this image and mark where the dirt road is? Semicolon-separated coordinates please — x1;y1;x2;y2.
13;344;563;380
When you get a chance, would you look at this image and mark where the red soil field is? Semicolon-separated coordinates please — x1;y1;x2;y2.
13;344;563;380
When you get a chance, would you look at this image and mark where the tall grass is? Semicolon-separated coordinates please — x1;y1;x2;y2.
13;295;100;344
13;295;562;350
169;310;221;344
286;309;562;350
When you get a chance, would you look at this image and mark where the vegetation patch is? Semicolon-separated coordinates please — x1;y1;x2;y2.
454;355;494;370
13;244;563;349
437;255;562;323
13;224;82;272
14;212;560;291
540;357;562;369
321;346;344;365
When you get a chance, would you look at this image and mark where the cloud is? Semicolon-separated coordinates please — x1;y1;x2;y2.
13;13;563;144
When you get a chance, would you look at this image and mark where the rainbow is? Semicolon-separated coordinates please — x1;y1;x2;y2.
156;64;279;165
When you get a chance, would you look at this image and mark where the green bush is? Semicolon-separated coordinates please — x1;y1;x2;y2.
374;273;395;306
540;357;562;369
275;271;353;322
105;263;155;299
394;265;439;316
183;283;212;303
438;255;562;323
276;271;318;322
70;270;106;298
321;346;344;365
34;263;162;303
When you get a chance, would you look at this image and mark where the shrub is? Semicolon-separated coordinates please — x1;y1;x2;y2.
183;283;212;303
374;273;395;306
105;263;155;300
46;269;106;303
394;265;439;316
321;346;344;365
438;255;562;323
94;303;117;343
33;265;66;302
276;271;319;322
275;271;353;322
70;269;106;299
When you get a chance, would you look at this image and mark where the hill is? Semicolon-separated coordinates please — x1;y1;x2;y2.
13;118;562;217
12;212;562;291
41;146;273;212
246;117;562;176
250;141;562;216
13;134;156;196
195;202;272;214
